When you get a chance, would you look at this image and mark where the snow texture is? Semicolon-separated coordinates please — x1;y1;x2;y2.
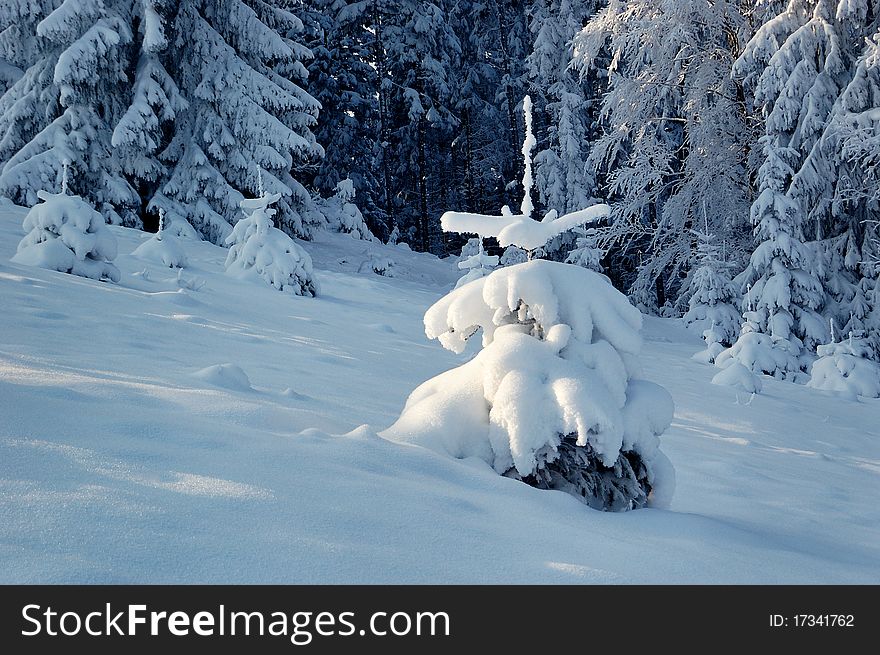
1;204;879;583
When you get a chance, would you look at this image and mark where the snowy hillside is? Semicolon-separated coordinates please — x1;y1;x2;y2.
1;203;878;584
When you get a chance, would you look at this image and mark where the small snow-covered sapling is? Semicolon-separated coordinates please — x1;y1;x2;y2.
384;97;675;511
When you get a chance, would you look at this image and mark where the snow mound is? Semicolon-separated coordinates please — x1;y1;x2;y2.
132;233;188;268
11;190;120;282
692;337;725;365
807;339;880;399
358;252;395;277
280;387;309;400
192;364;253;392
712;361;763;393
157;214;200;240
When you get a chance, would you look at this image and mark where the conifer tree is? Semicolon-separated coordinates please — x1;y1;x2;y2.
156;0;322;244
0;0;139;224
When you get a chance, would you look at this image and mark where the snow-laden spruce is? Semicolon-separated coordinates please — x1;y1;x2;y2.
153;1;322;243
131;209;188;268
224;191;317;297
12;184;119;282
455;237;498;288
718;189;825;380
564;225;604;273
319;179;374;241
684;225;741;364
0;0;138;224
715;302;789;387
383;261;676;511
807;332;880;399
384;96;674;511
527;0;596;216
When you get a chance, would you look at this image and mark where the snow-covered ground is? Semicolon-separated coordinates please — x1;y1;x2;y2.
1;204;878;584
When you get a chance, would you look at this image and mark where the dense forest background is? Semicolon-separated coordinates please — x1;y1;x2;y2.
1;1;879;366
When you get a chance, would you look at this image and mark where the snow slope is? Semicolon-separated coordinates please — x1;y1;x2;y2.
1;204;878;583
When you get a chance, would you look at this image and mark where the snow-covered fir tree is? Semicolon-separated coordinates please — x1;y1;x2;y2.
302;0;386;237
224;186;317;297
0;1;51;97
741;1;880;361
0;1;62;165
683;224;742;363
111;0;187;229
156;0;322;244
729;0;853;376
385;98;675;511
378;0;460;253
712;291;773;391
718;187;825;379
12;164;120;282
455;237;499;289
499;245;528;267
803;21;880;356
319;178;374;241
564;226;604;273
448;0;513;219
527;0;598;216
0;0;139;224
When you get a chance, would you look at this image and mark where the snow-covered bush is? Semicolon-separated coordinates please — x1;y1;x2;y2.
711;360;763;394
499;245;528;267
455;237;498;288
384;261;675;511
358;252;395;277
384;97;675;511
225;192;317;297
321;178;375;241
132;210;188;268
564;226;603;273
715;308;802;384
11;188;119;282
807;336;880;399
684;227;740;363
